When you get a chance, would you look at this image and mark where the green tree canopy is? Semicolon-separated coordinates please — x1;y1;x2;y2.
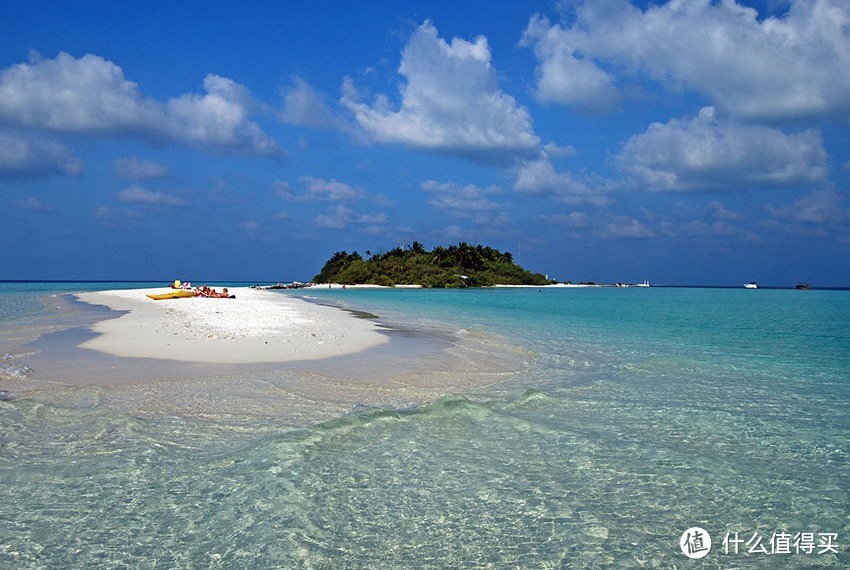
312;243;550;287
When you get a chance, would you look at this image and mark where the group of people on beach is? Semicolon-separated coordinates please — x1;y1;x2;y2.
194;285;231;298
169;280;232;298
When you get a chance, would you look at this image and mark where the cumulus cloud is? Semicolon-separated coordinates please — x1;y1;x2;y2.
514;157;613;206
617;107;828;192
522;0;850;120
705;201;744;221
535;211;592;230
341;21;540;163
537;210;653;239
0;131;81;179
520;15;621;112
602;216;655;239
540;205;762;241
117;184;189;207
421;180;502;213
0;52;282;156
539;198;770;241
166;74;281;156
299;176;366;201
768;187;850;224
0;52;160;133
13;196;50;212
641;199;759;240
279;77;339;129
273;180;294;200
314;204;387;229
113;156;169;181
421;180;513;232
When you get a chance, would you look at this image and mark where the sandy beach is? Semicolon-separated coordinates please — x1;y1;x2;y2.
76;287;390;364
0;285;527;424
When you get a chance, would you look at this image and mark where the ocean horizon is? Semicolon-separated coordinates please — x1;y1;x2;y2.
1;281;848;567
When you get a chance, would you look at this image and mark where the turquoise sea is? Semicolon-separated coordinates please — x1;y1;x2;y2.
1;282;848;568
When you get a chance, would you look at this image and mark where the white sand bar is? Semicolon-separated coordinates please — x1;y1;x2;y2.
76;287;389;364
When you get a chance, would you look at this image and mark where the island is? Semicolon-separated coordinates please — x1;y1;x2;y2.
313;242;551;288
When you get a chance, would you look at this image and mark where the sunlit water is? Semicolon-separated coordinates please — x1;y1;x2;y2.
1;283;848;568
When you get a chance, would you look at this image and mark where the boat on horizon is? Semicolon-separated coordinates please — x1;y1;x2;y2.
744;282;759;289
795;282;812;290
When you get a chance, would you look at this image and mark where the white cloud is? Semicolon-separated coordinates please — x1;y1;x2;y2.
535;211;592;229
166;74;281;156
679;219;751;239
0;52;282;156
421;180;502;213
0;52;160;133
13;196;50;212
422;180;513;233
602;216;655;239
299;176;365;201
523;0;850;120
705;201;744;221
618;107;828;192
314;204;387;229
117;184;189;207
113;156;169;181
543;142;576;158
0;130;81;179
514;157;613;206
279;77;338;129
341;21;540;163
637;202;761;241
540;205;761;241
768;187;850;224
521;15;621;112
538;210;653;239
273;180;294;200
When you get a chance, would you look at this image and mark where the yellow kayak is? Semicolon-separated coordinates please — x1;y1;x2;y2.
146;290;198;300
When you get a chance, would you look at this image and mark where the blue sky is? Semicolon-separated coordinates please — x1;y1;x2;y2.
2;0;848;286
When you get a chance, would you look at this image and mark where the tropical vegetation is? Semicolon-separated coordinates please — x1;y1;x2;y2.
312;242;550;287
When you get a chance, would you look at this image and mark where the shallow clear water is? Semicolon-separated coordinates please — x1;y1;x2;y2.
1;283;848;567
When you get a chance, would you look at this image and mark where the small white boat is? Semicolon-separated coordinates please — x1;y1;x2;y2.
635;280;650;288
744;282;758;289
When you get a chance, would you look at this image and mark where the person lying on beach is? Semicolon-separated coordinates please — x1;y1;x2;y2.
194;285;234;298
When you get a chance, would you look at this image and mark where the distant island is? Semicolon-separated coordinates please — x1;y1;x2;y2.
313;242;550;288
